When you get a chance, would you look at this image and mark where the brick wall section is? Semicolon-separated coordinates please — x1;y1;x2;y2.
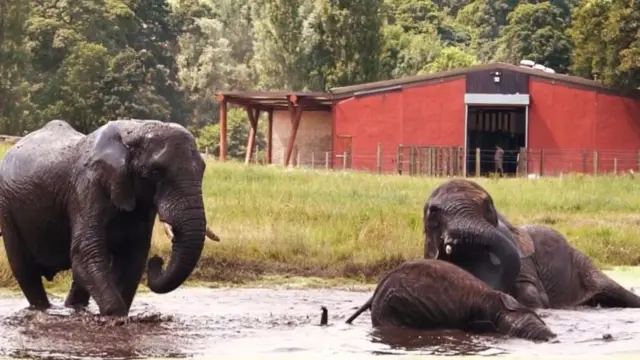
271;110;333;166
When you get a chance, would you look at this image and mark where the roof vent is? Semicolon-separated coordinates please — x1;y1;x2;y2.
533;64;546;71
520;59;535;67
544;67;556;74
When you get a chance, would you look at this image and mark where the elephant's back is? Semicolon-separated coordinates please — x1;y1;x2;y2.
522;225;583;306
370;260;480;328
0;121;83;185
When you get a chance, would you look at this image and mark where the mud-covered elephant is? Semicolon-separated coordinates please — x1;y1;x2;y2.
345;259;556;342
423;179;640;309
0;119;220;316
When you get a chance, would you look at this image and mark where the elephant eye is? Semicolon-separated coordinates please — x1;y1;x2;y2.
148;167;163;179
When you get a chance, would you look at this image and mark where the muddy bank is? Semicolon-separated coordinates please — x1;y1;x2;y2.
0;283;640;359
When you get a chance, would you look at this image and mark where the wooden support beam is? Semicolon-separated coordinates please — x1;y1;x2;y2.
267;109;274;164
284;100;304;167
244;106;261;164
217;94;228;161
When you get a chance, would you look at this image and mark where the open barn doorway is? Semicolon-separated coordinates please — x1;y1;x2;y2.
465;106;527;177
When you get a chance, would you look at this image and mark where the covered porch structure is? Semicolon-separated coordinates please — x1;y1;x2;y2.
215;91;334;166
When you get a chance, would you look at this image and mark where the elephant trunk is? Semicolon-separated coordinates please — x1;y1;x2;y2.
495;308;556;341
147;189;206;294
447;218;521;294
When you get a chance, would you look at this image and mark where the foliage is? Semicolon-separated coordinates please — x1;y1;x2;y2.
1;0;639;150
193;107;266;159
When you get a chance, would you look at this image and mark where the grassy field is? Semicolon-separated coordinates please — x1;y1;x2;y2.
0;142;639;291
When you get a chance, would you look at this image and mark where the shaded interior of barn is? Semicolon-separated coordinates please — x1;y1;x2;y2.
466;106;526;176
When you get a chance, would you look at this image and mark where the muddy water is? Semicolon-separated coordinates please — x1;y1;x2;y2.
0;285;639;359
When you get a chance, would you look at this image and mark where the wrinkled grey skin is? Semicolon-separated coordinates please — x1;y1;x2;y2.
0;119;219;316
423;179;523;294
424;179;640;309
511;225;640;309
345;259;556;342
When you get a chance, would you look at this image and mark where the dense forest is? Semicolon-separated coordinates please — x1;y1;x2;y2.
1;0;639;158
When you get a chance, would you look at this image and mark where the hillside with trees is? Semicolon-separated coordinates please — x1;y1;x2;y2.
1;0;639;158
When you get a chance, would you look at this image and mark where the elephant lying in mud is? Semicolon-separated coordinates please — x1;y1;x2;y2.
423;179;640;309
0;119;220;316
345;259;556;342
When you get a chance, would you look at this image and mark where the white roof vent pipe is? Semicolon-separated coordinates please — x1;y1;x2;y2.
520;59;535;67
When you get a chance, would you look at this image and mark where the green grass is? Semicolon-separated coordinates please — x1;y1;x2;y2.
0;141;639;291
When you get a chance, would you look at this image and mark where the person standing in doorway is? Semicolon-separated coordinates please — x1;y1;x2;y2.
494;145;504;177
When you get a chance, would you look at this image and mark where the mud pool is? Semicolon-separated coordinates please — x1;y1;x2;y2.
0;278;639;359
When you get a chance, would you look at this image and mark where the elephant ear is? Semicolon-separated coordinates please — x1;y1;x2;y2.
86;122;136;212
498;292;546;324
496;212;535;259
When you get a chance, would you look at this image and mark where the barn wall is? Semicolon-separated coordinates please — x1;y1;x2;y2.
333;77;466;171
271;110;332;166
333;91;403;171
528;78;640;175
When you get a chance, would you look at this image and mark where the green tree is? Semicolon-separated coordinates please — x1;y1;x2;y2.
0;0;32;134
308;0;384;89
422;46;478;73
250;0;314;90
569;0;640;89
496;2;572;73
195;108;266;160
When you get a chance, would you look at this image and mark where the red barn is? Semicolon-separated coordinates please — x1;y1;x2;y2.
216;62;640;177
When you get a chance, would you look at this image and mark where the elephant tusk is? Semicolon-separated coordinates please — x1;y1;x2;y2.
161;221;220;242
161;221;174;239
445;244;453;255
205;226;220;242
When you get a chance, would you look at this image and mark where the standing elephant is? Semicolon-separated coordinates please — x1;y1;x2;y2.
0;119;219;316
423;179;640;309
345;259;556;342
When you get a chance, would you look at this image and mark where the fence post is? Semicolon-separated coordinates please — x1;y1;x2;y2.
474;148;480;177
539;149;544;176
311;152;315;169
396;144;404;175
582;149;587;173
342;151;348;170
613;158;618;175
409;147;417;176
376;143;382;174
296;149;301;168
593;151;599;175
325;152;330;170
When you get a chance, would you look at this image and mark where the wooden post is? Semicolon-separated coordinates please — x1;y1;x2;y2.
342;151;348;170
376;143;382;174
311;152;315;169
396;144;404;174
582;149;587;173
325;152;330;170
613;158;618;175
266;109;274;164
593;151;599;175
244;106;260;164
475;148;480;177
284;96;304;167
296;148;301;168
539;149;544;176
217;95;227;161
409;147;416;176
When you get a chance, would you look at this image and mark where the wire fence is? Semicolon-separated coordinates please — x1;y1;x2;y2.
235;144;640;178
